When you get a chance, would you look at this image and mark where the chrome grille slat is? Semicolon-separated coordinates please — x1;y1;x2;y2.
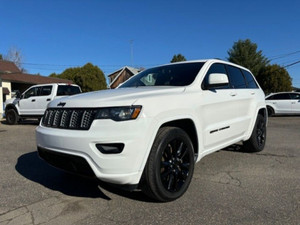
42;108;96;130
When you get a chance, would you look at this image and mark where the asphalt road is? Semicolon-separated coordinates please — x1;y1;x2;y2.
0;117;299;225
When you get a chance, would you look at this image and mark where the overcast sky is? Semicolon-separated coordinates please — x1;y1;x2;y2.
1;0;300;86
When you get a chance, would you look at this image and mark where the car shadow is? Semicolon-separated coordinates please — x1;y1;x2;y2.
1;119;40;126
15;151;154;202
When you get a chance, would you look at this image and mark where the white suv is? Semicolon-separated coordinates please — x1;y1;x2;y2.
36;59;267;201
265;92;300;116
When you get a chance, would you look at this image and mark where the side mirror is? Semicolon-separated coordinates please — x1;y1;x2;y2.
208;73;229;87
16;91;21;99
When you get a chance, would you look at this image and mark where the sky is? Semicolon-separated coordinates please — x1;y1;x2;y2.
1;0;300;87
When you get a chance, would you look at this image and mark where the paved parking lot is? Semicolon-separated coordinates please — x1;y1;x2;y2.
0;117;299;225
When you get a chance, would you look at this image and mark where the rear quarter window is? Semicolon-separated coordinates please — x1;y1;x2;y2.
57;85;81;96
242;70;259;88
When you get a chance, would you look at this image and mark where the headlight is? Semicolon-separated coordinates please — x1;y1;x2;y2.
95;106;142;121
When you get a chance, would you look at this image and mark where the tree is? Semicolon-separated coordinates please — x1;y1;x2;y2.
49;63;107;92
170;54;186;63
256;64;292;94
227;39;269;76
4;47;27;72
0;54;3;60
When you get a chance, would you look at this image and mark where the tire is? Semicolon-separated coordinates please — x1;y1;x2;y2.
243;114;266;152
141;127;195;202
267;106;274;117
6;109;19;125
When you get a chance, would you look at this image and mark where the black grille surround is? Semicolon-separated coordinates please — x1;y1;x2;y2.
42;108;98;130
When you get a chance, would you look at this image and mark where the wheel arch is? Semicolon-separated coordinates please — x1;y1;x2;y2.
258;107;267;121
159;119;199;158
5;104;19;115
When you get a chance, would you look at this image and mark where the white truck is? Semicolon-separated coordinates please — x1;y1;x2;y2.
36;59;267;201
5;83;81;124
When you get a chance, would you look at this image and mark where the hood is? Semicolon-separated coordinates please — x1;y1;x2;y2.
48;86;185;108
5;98;19;105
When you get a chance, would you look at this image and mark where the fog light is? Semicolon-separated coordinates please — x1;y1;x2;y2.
96;143;124;154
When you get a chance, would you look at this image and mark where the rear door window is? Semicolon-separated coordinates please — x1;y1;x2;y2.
40;86;53;96
227;66;247;88
57;85;81;96
272;93;291;100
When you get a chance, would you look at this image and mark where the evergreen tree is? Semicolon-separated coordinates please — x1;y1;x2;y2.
227;39;269;76
171;54;186;63
257;64;292;94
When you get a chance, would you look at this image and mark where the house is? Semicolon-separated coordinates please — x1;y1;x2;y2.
0;60;73;118
108;66;142;89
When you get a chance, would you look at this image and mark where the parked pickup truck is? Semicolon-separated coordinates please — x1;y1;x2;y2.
5;83;81;124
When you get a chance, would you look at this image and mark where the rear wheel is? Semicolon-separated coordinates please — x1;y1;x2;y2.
6;109;19;125
243;114;266;152
141;127;195;202
267;106;274;117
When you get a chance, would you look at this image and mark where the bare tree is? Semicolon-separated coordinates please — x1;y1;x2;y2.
5;47;26;72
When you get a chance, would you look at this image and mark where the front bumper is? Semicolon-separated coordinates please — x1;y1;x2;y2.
36;118;153;185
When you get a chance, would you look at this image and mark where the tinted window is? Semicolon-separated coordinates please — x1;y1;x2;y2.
202;63;229;89
272;93;291;100
57;85;81;96
120;63;204;87
242;70;258;88
24;87;38;99
290;93;300;100
227;66;247;88
40;86;53;96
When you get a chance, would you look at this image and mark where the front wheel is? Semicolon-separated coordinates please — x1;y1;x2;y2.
243;114;266;152
141;127;195;202
6;109;19;125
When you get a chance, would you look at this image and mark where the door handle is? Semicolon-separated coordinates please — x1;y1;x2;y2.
230;92;237;96
46;98;51;101
31;99;36;102
250;92;255;95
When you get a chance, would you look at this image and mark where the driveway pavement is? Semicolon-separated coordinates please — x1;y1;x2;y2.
0;117;299;225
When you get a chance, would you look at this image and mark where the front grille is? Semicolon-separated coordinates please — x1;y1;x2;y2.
42;108;98;130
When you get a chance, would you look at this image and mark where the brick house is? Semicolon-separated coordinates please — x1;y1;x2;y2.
0;60;72;118
108;66;142;89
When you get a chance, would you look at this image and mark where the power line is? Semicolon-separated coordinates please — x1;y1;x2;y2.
269;50;300;61
283;60;300;68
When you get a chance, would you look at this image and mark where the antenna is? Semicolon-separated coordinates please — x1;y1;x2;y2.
130;40;134;66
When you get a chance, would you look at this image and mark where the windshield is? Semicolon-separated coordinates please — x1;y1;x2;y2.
120;62;204;88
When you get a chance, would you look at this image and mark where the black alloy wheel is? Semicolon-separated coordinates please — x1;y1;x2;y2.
256;117;266;149
243;114;266;152
141;127;195;202
160;139;191;193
